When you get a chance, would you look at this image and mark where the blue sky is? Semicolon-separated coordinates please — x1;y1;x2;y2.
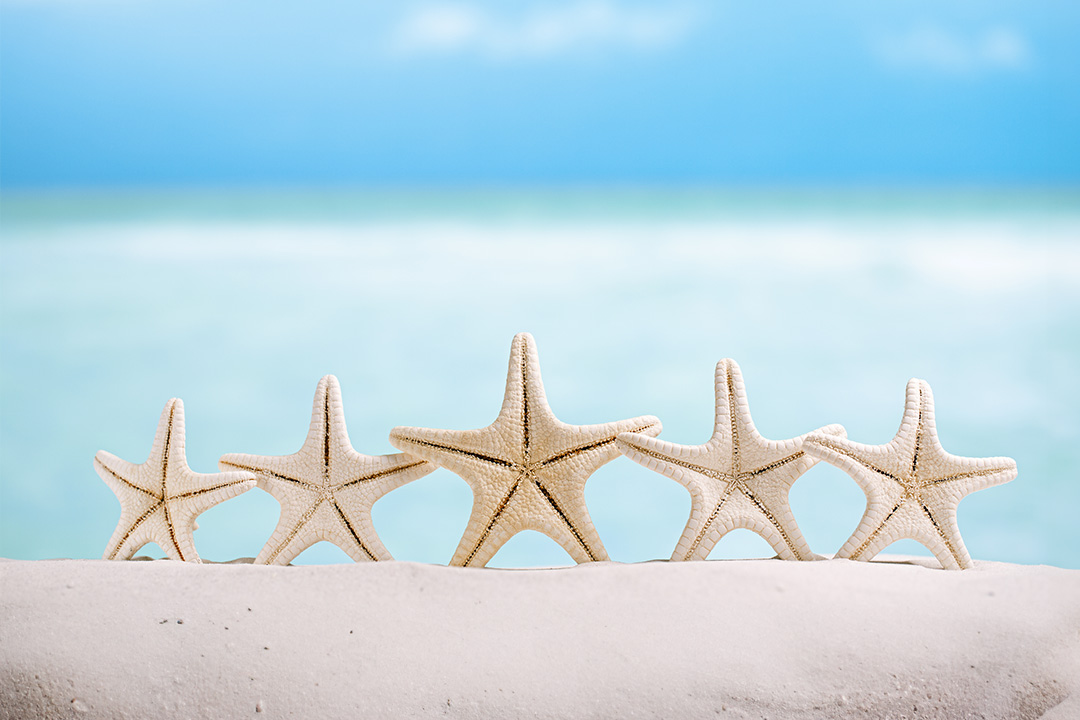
1;0;1078;187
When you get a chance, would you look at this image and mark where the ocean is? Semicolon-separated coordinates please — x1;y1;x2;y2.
2;189;1078;568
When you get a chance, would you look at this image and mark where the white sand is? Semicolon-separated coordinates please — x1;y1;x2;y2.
1;556;1078;719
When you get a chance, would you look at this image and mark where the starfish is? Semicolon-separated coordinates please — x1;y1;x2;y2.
388;333;662;567
802;379;1018;570
616;359;845;562
219;375;435;565
93;398;256;562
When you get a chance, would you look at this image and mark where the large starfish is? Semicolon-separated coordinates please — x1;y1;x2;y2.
219;376;435;565
389;333;662;567
93;398;256;562
616;359;845;562
803;379;1018;570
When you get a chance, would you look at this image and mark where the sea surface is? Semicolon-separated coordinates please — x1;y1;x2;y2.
2;189;1078;568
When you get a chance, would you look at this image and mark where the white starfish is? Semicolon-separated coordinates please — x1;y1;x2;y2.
93;399;256;562
616;359;845;562
389;333;662;567
219;375;435;565
802;379;1018;570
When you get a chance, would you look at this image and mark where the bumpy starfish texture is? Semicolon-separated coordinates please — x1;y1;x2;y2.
389;333;662;567
803;379;1017;570
219;376;435;565
616;359;845;562
94;399;256;562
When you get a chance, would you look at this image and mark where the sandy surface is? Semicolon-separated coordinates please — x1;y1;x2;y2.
1;556;1078;720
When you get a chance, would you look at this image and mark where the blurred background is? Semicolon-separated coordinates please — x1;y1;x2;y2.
1;1;1077;568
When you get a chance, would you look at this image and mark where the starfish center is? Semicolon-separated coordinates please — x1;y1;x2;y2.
897;470;929;502
516;463;543;486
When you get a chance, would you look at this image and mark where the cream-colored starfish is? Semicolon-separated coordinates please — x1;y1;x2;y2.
616;359;845;562
219;375;435;565
389;333;662;567
803;379;1017;570
94;398;256;562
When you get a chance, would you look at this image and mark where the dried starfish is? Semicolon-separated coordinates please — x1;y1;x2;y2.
617;359;844;562
803;379;1017;570
94;398;256;562
219;376;435;565
389;333;662;567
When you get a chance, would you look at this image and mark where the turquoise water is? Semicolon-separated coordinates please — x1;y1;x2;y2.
2;190;1078;568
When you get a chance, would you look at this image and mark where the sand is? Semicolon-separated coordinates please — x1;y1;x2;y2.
1;556;1078;720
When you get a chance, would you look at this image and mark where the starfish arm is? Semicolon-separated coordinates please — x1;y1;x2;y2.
835;498;902;563
388;426;517;484
254;489;325;565
493;332;557;432
907;498;971;570
219;452;314;491
449;483;523;567
251;374;352;474
526;479;608;563
670;481;730;561
615;432;718;493
153;398;189;476
709;359;741;456
169;469;256;518
321;374;356;451
906;387;1016;497
792;423;846;444
93;451;155;498
92;451;154;496
529;510;607;565
892;379;932;463
294;375;336;463
919;502;971;570
327;492;394;561
140;398;183;469
163;514;202;564
139;510;193;563
918;458;1016;570
542;521;607;564
323;498;387;562
924;455;1018;497
334;452;436;497
740;421;846;471
101;501;161;561
802;432;901;499
738;486;819;561
716;358;778;448
538;415;662;474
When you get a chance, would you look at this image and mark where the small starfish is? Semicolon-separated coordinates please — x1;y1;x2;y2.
803;379;1018;570
94;398;256;562
616;359;845;562
389;333;662;567
219;376;436;565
